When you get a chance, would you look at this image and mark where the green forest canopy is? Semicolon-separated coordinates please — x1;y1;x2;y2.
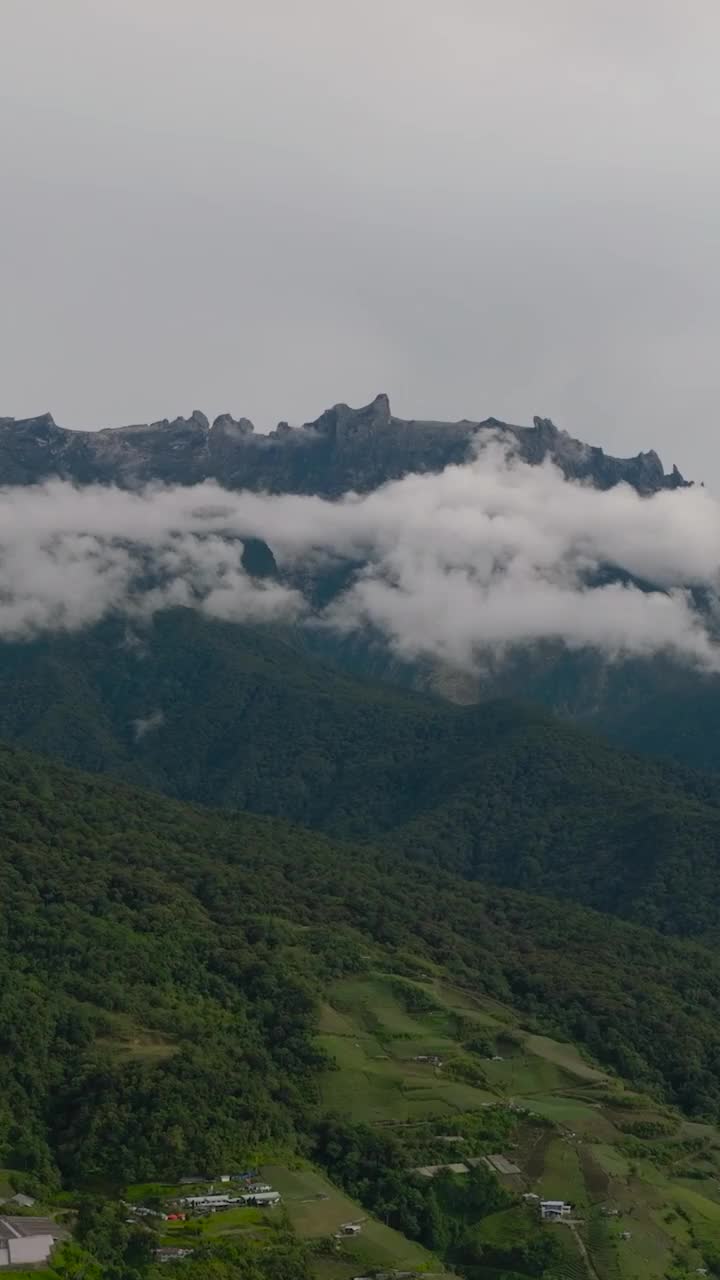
2;738;720;1186
3;610;720;938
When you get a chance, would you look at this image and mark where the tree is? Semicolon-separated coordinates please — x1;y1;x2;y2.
49;1243;103;1280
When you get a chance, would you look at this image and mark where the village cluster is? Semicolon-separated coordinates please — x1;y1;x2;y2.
128;1171;282;1226
125;1172;283;1264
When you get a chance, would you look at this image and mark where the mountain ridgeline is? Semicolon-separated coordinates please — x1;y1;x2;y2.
0;394;688;493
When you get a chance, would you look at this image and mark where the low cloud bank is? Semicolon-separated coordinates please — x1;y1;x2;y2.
2;441;720;670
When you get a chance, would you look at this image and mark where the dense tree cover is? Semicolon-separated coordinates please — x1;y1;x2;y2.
147;1240;313;1280
49;1234;312;1280
309;1117;565;1278
312;628;720;780
4;611;720;938
311;1116;510;1242
4;741;720;1184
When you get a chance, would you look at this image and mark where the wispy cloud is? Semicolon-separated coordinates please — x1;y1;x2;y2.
131;709;165;741
2;441;720;670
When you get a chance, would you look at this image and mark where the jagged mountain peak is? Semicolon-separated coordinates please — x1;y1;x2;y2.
0;397;688;495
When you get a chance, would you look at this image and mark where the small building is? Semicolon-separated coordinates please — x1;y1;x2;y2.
247;1191;281;1206
181;1194;239;1209
0;1217;69;1270
414;1163;469;1178
340;1222;362;1236
522;1193;540;1201
540;1200;572;1220
8;1195;36;1209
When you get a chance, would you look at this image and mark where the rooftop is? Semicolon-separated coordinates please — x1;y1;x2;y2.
0;1216;69;1241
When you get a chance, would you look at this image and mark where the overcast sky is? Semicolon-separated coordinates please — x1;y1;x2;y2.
2;1;720;481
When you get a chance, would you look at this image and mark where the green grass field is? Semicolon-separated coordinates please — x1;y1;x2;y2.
521;1035;609;1084
535;1138;588;1208
515;1094;621;1142
261;1164;439;1271
475;1205;539;1246
482;1054;576;1095
317;976;500;1121
95;1011;178;1063
5;1272;53;1280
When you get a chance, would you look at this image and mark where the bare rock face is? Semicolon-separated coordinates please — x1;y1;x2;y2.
0;396;688;495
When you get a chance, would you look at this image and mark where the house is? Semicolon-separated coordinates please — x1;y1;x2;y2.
181;1187;280;1210
181;1194;240;1209
0;1217;69;1269
247;1191;281;1206
414;1163;469;1177
539;1201;572;1220
6;1195;36;1209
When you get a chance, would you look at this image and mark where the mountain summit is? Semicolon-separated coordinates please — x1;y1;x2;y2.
0;396;688;494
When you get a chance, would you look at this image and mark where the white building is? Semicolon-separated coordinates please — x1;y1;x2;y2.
181;1194;240;1209
540;1200;572;1220
0;1217;69;1269
248;1191;281;1206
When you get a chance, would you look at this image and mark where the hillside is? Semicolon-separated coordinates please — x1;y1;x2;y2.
5;743;720;1278
3;611;720;939
4;736;720;1191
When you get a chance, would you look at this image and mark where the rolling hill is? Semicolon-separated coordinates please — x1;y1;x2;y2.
6;738;720;1279
2;610;720;939
3;734;720;1191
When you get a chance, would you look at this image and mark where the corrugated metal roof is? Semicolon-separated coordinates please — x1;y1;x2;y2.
0;1216;69;1240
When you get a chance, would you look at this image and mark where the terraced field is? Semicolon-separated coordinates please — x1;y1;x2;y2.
315;971;720;1280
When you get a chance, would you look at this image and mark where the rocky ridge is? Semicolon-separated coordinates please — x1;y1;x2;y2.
0;393;688;494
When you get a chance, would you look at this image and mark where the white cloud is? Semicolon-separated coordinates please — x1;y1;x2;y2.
2;443;720;670
131;709;165;741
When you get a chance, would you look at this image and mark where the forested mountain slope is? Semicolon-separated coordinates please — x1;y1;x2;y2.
3;737;720;1187
3;610;720;937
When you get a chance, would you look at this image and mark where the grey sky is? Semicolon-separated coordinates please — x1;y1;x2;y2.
2;0;720;480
